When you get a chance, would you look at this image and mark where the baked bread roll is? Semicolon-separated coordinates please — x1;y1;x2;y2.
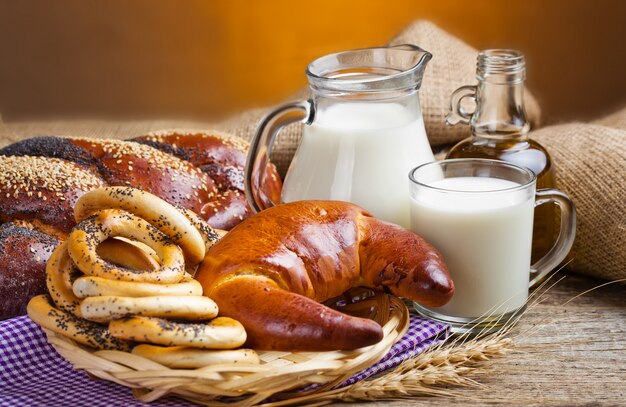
0;222;60;317
0;155;107;235
132;130;282;230
131;345;260;369
27;294;134;351
195;200;454;351
0;131;282;319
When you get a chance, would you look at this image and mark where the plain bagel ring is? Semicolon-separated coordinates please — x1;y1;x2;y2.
46;242;83;317
26;295;133;351
67;209;185;284
74;187;206;266
73;275;202;298
80;295;219;323
109;316;246;349
132;344;260;369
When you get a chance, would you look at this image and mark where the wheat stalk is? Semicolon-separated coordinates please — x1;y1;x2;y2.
256;330;515;407
279;271;571;406
334;334;513;402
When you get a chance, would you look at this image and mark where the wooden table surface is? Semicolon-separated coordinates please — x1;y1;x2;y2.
347;274;625;407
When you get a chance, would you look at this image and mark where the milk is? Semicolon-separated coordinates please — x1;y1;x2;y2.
410;177;534;318
282;102;434;227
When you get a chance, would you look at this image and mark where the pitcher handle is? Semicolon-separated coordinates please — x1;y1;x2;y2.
244;99;315;214
446;85;477;126
529;189;577;288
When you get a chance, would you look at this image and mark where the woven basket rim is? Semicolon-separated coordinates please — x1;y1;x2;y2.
45;289;410;406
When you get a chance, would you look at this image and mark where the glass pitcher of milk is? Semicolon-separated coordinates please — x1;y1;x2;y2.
245;45;434;227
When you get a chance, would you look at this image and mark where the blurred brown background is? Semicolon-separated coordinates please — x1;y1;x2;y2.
0;0;625;125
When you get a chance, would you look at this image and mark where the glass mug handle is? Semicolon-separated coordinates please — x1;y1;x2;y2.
244;99;315;214
446;85;477;126
529;189;577;288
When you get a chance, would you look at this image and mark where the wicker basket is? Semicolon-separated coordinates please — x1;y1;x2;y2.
45;288;409;406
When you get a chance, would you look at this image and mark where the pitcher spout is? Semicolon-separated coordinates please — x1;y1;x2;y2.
388;44;432;90
306;44;432;94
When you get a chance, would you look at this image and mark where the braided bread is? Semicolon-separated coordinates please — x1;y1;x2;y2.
0;131;282;319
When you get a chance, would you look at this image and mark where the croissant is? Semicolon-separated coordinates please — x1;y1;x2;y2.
0;131;282;319
195;200;454;351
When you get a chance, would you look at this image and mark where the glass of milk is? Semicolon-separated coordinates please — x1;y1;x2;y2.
409;159;576;334
245;45;435;228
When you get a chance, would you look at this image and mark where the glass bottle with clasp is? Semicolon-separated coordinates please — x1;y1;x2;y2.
245;45;435;228
446;49;555;262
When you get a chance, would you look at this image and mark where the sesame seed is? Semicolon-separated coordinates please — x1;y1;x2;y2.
0;156;105;197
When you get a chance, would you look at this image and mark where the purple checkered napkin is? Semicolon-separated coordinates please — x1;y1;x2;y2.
0;315;447;406
0;316;186;407
338;314;447;387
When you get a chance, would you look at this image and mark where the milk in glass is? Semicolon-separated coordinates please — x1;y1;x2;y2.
410;177;534;318
282;102;434;228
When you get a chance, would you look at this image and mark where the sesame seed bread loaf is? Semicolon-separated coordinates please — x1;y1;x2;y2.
130;130;282;229
0;155;107;234
0;131;282;319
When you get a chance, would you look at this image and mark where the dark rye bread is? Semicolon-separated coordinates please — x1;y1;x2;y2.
0;131;282;319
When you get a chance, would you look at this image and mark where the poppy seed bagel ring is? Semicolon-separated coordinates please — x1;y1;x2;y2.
67;209;185;284
27;295;133;351
74;187;210;266
72;275;203;298
80;295;219;323
109;316;246;349
132;344;260;369
46;242;82;317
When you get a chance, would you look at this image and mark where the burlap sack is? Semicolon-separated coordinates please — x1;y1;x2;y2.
223;20;542;174
532;107;626;281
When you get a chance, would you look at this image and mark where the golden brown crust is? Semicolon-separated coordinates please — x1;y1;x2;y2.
358;216;454;307
198;201;365;301
195;200;454;351
132;130;250;187
69;137;217;216
208;274;384;351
